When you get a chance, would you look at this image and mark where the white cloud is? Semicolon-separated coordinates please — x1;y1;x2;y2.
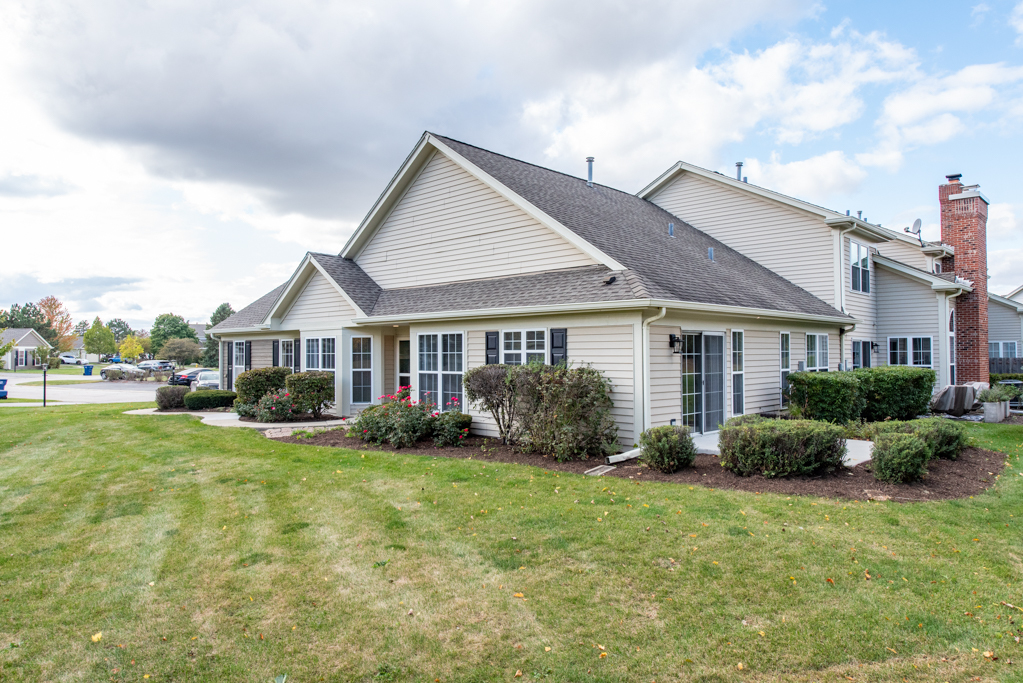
1012;2;1023;43
741;151;868;200
987;203;1020;240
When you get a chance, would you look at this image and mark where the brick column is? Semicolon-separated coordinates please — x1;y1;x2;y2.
939;174;988;384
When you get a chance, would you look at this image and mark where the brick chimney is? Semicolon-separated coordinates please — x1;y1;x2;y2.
939;173;988;384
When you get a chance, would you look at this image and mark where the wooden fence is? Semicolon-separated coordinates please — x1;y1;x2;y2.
991;357;1023;374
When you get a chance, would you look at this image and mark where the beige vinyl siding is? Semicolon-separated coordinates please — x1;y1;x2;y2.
648;173;836;304
251;340;273;370
568;325;635;446
875;239;929;270
843;237;877;361
743;329;783;414
989;300;1023;351
356;151;597;289
649;325;681;426
875;268;940;371
464;330;500;438
281;271;357;329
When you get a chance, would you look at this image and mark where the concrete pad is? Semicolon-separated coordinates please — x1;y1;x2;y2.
124;407;348;431
692;432;721;455
844;439;874;467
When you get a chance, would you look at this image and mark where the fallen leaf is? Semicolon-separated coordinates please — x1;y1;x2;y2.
513;593;524;598
91;632;102;643
826;578;835;585
599;652;607;659
545;646;551;652
514;670;522;677
737;663;744;670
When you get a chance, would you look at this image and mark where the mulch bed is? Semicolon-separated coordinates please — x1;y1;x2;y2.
271;431;1012;502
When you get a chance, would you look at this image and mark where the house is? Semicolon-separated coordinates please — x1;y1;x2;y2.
189;323;207;346
1;328;52;370
67;334;102;363
208;133;996;444
988;292;1023;361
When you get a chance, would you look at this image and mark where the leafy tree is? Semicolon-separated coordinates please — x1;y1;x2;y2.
73;320;89;336
0;303;56;346
209;303;235;328
0;329;16;366
158;338;202;365
139;336;152;356
83;317;116;359
37;296;75;353
200;303;235;368
150;314;198;356
118;335;144;362
107;318;133;343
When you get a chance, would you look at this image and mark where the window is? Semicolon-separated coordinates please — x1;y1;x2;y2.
889;337;931;367
281;340;294;370
351;337;372;403
398;339;411;390
852;340;871;369
1007;342;1019;358
502;330;545;364
305;337;335;371
851;241;870;293
731;331;744;415
989;342;1000;358
991;341;1020;358
949;312;956;385
234;341;245;370
806;333;829;371
780;332;790;407
418;333;463;411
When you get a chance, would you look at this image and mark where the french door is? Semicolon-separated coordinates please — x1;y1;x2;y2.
679;332;725;434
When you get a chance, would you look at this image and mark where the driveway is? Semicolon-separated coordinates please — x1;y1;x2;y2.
0;372;160;405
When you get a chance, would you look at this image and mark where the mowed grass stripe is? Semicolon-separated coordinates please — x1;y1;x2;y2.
0;403;1021;681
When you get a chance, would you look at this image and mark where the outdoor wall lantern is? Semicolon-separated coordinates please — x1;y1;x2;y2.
870;341;881;353
668;334;682;354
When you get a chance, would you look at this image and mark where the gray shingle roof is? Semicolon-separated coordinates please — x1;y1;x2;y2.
433;134;847;319
309;253;382;314
0;328;40;346
208;284;286;332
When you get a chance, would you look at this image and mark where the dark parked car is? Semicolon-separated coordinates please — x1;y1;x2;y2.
168;368;211;386
138;360;175;372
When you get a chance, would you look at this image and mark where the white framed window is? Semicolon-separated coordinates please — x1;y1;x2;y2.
305;337;336;371
351;337;372;404
852;340;872;369
731;330;744;416
418;332;463;411
502;329;546;365
806;333;829;371
780;332;790;407
888;336;931;367
850;241;870;293
234;341;245;368
949;312;956;385
280;339;294;370
990;341;1019;358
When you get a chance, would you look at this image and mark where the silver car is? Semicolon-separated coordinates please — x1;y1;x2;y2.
100;363;144;379
190;371;220;391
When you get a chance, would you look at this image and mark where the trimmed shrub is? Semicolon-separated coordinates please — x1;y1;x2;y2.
463;364;530;444
434;410;473;447
104;368;124;381
235;367;292;405
639;425;696;473
913;418;968;460
183;389;237;410
285;371;335;418
47;357;61;369
786;371;864;423
856;366;935;421
719;419;846;478
255;391;304;422
352;393;437;448
978;385;1015;403
156;385;189;410
234;400;257;418
871;432;929;483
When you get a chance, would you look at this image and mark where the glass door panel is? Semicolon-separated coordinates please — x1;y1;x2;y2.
680;334;702;433
704;334;725;432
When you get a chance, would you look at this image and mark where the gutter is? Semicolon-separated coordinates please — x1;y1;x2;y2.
640;307;667;435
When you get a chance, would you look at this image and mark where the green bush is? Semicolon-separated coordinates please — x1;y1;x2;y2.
990;373;1023;383
463;364;530;444
183;389;237;410
235;366;291;405
234;400;257;418
516;364;618;461
719;419;846;478
871;432;929;483
639;425;696;473
978;386;1015;402
155;385;189;410
103;368;123;381
856;366;935;421
786;371;864;423
255;391;303;422
285;371;335;418
352;393;437;448
912;418;968;460
434;410;473;447
47;357;61;369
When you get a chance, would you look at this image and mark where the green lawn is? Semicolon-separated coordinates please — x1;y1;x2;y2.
1;405;1021;682
0;366;95;376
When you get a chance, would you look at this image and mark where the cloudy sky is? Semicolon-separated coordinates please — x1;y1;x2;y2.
2;0;1022;329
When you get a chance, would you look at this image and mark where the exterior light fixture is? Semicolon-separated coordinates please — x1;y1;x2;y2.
668;334;682;354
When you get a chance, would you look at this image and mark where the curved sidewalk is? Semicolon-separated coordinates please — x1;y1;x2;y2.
123;407;348;432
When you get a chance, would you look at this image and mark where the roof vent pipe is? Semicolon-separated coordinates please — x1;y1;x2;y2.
857;210;862;219
708;247;715;261
735;162;743;180
743;176;748;183
586;157;594;187
669;222;674;237
846;210;850;216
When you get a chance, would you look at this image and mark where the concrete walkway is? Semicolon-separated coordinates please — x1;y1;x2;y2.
0;372;160;405
691;430;873;466
123;407;348;431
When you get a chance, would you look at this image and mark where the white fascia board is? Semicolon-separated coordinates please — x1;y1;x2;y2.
427;135;626;271
352;298;855;327
873;254;973;293
824;217;894;243
989;292;1023;313
261;253;315;324
921;243;954;257
1005;284;1023;299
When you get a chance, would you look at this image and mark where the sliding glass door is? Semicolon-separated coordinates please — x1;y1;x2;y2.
678;332;726;433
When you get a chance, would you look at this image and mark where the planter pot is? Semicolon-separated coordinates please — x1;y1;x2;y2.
983;402;1004;423
1004;401;1012;420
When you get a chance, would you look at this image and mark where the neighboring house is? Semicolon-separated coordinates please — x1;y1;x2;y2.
68;334;102;363
189;323;207;346
1;328;52;369
209;133;1001;443
1006;284;1023;304
988;292;1023;360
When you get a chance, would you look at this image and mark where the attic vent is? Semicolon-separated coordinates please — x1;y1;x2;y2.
708;247;715;262
603;275;617;286
669;222;674;237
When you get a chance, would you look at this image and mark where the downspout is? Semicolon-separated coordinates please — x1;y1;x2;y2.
839;324;855;369
836;227;855;369
641;307;667;434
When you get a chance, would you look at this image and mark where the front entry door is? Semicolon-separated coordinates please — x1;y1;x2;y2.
679;333;726;434
233;342;246;387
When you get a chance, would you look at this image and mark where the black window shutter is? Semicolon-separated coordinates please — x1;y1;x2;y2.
244;341;252;371
550;328;567;366
225;341;233;390
272;340;279;367
294;339;301;373
485;331;499;364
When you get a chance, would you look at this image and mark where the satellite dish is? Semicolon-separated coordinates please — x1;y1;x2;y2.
912;218;922;233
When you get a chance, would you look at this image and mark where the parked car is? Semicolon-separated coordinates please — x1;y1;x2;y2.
169;367;211;386
190;371;220;391
100;363;144;379
58;353;84;365
138;360;175;372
